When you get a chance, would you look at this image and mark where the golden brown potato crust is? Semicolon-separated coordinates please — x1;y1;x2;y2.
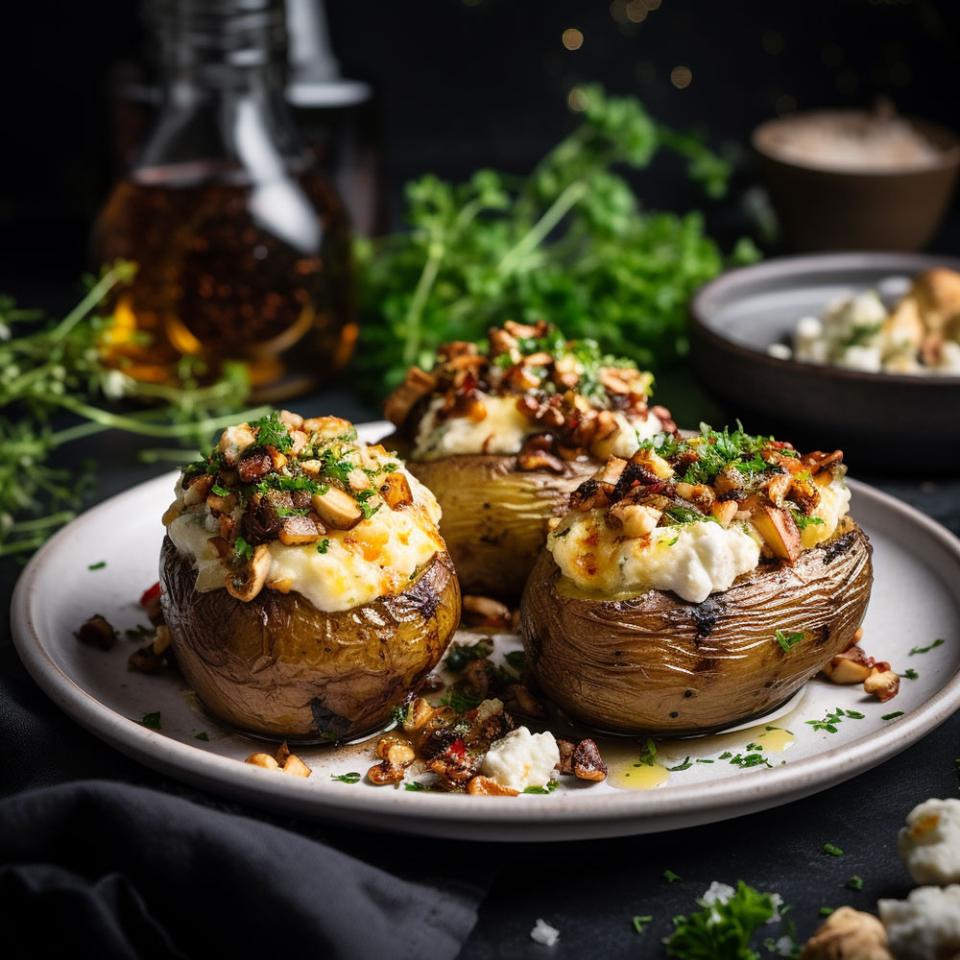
407;454;597;598
160;537;461;741
520;518;873;734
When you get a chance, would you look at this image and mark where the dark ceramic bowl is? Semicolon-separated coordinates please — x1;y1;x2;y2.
753;112;960;252
689;252;960;473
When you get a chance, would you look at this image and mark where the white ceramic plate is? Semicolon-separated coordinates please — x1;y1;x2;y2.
11;422;960;840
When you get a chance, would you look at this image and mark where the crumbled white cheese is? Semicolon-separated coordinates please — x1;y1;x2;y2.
836;344;883;373
550;517;760;604
412;394;661;460
167;455;445;613
879;885;960;960
701;881;736;907
481;727;559;791
530;919;560;947
767;343;792;361
898;798;960;885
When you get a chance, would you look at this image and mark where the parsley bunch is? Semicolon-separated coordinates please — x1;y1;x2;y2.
665;882;780;960
0;263;261;557
354;85;758;399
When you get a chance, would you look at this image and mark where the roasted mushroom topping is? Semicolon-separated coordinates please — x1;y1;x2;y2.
311;486;363;530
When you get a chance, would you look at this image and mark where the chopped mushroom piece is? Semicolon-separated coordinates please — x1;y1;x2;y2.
224;543;272;602
311;486;363;530
462;594;513;630
277;515;323;545
75;614;118;651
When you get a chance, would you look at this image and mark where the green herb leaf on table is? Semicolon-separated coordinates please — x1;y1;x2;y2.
632;915;653;935
846;875;864;891
663;869;682;884
87;561;106;571
331;772;362;784
822;843;844;857
139;711;161;730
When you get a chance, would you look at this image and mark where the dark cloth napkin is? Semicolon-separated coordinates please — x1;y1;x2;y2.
0;642;483;960
0;781;478;960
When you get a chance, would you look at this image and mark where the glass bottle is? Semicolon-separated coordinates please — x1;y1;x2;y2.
91;0;355;400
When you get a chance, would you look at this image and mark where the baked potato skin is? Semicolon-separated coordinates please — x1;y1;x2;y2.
160;537;461;742
520;519;873;734
406;454;598;598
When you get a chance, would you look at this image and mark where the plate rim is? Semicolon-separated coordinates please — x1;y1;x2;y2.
10;431;960;837
689;251;960;388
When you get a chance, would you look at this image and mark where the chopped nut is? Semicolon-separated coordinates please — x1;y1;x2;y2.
506;684;546;718
608;502;661;538
278;409;304;429
864;665;900;703
557;739;576;776
750;503;802;563
594;457;628;485
572;739;607;782
218;423;257;464
466;775;519;797
380;472;414;510
152;625;171;655
75;614;117;651
245;752;280;770
822;648;873;684
710;500;739;526
277;515;322;545
367;760;405;785
403;697;435;733
275;741;291;766
462;594;512;630
128;645;165;674
799;906;892;960
181;473;214;506
311;486;363;530
629;448;674;480
224;543;271;602
265;445;288;471
281;754;312;778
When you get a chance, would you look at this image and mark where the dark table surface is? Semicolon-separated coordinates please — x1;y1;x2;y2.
2;375;959;958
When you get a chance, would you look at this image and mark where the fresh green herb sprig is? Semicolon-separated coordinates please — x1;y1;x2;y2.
910;638;944;656
0;263;259;558
774;630;805;653
664;881;780;960
353;85;757;399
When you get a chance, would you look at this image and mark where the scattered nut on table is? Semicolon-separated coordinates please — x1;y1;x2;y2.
800;906;893;960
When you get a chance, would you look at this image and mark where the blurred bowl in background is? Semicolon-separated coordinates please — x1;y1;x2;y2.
753;110;960;252
689;252;960;473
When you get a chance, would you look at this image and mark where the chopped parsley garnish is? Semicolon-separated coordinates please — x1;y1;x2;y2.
910;638;944;656
635;738;658;767
663;869;682;884
356;488;381;519
139;711;161;730
523;781;559;795
819;906;835;917
822;842;844;857
718;751;733;760
211;484;231;497
445;640;493;672
257;474;325;495
903;668;919;680
194;732;209;742
666;505;710;525
806;707;862;734
404;781;428;792
790;509;824;530
631;915;653;934
274;506;310;517
695;758;714;764
774;629;804;653
316;539;331;554
667;757;693;772
331;771;362;784
250;412;293;451
233;535;253;561
745;742;764;753
124;624;152;640
320;448;355;486
439;688;483;713
504;650;526;673
87;560;106;570
729;753;772;769
882;711;904;721
846;875;864;891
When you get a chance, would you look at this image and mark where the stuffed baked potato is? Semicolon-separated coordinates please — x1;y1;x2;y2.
520;425;873;734
384;320;675;597
160;411;461;741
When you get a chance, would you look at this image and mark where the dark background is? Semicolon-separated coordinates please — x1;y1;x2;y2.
2;0;959;292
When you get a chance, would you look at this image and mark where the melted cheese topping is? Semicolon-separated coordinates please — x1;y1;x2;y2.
166;461;445;613
412;394;662;460
549;476;850;604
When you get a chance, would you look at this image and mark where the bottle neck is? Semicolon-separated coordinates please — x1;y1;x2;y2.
136;0;305;180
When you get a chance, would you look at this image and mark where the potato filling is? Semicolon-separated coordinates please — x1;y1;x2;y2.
548;425;851;603
384;320;673;464
164;412;445;612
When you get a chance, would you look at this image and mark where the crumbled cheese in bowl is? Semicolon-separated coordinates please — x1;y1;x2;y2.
898;797;960;884
481;727;560;791
879;885;960;960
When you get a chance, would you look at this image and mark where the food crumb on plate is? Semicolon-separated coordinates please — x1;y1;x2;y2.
530;918;560;947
